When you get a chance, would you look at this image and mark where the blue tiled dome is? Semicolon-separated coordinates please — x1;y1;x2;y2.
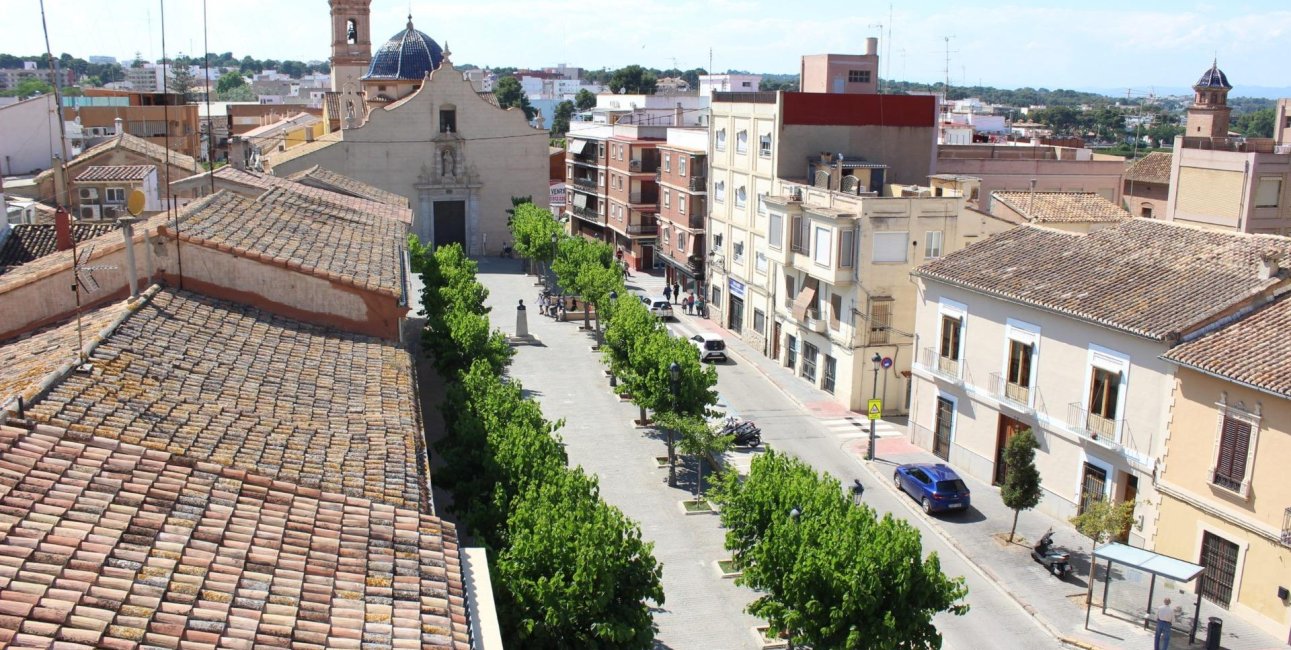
1195;61;1232;90
363;16;443;80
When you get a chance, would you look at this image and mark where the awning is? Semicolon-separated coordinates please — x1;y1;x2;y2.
572;192;588;209
792;277;818;322
569;138;593;154
1093;543;1202;582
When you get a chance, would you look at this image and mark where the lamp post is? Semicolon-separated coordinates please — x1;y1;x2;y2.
867;352;881;461
668;361;680;488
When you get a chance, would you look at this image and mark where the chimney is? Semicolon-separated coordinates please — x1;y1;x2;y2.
866;37;879;56
55;207;73;251
113;116;123;135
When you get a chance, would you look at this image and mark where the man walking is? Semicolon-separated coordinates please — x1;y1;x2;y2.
1155;597;1174;650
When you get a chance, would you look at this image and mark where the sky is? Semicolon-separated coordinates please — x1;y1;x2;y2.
8;0;1291;95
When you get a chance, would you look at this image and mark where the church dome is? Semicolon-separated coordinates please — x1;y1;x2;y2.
1195;61;1232;89
364;16;443;81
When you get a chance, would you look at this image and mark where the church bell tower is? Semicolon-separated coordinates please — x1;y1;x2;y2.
330;0;372;94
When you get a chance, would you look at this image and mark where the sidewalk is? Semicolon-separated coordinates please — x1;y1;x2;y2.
623;268;1285;650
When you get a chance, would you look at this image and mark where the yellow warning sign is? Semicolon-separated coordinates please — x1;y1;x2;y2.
867;399;882;420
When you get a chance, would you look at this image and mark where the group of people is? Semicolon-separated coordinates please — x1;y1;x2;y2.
663;284;704;317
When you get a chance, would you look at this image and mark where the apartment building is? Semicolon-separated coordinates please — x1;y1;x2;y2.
1157;295;1291;642
656;129;709;293
565;123;665;269
1165;64;1291;235
908;219;1291;547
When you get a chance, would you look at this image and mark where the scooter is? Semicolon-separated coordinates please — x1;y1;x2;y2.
1032;528;1071;578
721;418;762;447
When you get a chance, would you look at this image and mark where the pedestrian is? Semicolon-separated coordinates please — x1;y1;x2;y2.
663;285;672;303
1154;597;1174;650
672;283;681;304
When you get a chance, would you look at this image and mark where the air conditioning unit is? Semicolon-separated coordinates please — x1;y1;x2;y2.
79;205;101;220
79;187;98;200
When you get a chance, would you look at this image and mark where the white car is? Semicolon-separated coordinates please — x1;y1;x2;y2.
649;296;675;319
690;332;727;362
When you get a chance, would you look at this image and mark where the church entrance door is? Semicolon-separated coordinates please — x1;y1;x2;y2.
434;200;467;249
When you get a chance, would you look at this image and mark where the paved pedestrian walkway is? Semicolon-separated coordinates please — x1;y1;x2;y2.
623;268;1286;650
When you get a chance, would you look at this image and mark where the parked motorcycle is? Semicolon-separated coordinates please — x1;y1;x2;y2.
1031;528;1071;578
720;417;762;447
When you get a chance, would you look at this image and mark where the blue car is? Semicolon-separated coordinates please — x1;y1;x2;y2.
894;463;972;514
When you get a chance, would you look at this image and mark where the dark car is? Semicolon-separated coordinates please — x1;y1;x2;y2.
893;463;972;514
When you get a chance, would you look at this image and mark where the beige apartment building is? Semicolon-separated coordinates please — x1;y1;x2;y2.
1157;297;1291;643
1165;64;1291;235
908;219;1291;547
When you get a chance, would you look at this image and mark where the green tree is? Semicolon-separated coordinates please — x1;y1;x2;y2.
14;78;52;97
710;450;968;648
574;88;597;111
1000;428;1043;543
608;65;657;95
1235;107;1275;138
496;468;664;649
493;76;536;120
1069;498;1136;545
216;71;246;94
550;100;575;135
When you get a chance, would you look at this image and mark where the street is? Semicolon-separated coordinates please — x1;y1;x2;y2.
481;259;1058;649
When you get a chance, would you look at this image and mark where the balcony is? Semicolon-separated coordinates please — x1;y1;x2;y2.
989;372;1033;412
1066;402;1123;446
629;191;658;205
920;347;961;381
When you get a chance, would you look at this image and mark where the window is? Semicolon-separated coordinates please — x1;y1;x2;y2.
753;309;766;334
939;315;962;361
736;130;748;154
714;181;726;203
715;128;727;151
439;108;456;133
838;229;855;268
755;251;768;273
733;240;745;262
1255;177;1282;208
1088;367;1121;437
663;190;671;208
822;355;837;393
1198;531;1240;607
664;153;671;172
759;134;771;157
105;188;126;203
769;213;783;248
924;230;944;259
848;70;871;83
736;186;747;207
1212;411;1254;493
873;232;909;263
801;343;819;382
813;226;832;266
679;156;687;176
869;300;892;344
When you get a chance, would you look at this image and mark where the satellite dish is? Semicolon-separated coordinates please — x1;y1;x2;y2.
126;189;146;216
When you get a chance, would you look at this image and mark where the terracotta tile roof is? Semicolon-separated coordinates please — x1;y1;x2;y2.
991;191;1129;223
25;289;430;509
0;301;132;409
0;421;469;649
170;167;413;224
1123;151;1173;185
163;189;408;299
0;223;118;273
287;165;411;208
1164;294;1291;397
73;165;155;183
913;220;1291;340
35;134;199;185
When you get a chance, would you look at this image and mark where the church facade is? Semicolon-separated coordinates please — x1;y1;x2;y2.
267;1;550;254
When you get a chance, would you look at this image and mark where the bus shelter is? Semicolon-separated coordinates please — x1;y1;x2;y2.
1086;543;1205;643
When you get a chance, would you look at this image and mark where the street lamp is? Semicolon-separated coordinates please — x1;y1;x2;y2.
867;352;882;461
668;361;681;488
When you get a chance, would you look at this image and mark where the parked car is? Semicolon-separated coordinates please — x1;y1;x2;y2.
893;463;972;514
649;296;674;319
690;333;727;362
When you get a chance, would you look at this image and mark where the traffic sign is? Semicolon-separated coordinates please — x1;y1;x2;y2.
867;399;882;420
